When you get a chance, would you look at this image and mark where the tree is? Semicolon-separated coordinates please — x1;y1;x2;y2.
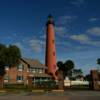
72;69;83;78
0;44;6;76
57;60;75;79
64;60;75;77
0;44;21;88
97;58;100;70
97;58;100;65
57;61;64;79
57;61;64;71
56;60;75;89
56;61;64;89
84;74;91;81
6;45;21;67
64;60;74;71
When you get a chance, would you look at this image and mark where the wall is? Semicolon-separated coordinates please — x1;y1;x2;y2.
4;60;29;84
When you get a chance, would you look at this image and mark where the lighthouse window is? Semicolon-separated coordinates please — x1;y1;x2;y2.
53;65;56;70
53;52;55;56
52;40;54;43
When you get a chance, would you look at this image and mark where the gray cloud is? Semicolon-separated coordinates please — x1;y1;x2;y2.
70;0;85;7
29;39;45;53
70;34;90;43
13;42;29;56
55;26;68;34
70;34;100;46
57;15;77;25
87;27;100;36
55;15;77;38
14;42;24;50
88;18;99;22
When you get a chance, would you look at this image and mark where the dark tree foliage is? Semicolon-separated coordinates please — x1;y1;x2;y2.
6;45;21;67
84;74;91;81
0;44;6;65
57;60;75;78
0;44;21;76
56;60;75;89
64;60;74;71
0;64;5;76
56;61;64;79
72;69;83;76
0;44;6;76
57;61;64;70
97;58;100;65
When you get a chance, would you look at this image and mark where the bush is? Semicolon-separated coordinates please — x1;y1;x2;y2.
32;80;58;90
4;80;58;90
4;84;27;89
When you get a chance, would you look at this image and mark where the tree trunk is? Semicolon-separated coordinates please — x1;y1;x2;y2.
0;76;4;89
57;70;64;90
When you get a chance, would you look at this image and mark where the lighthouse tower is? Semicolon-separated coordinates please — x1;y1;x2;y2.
45;15;57;80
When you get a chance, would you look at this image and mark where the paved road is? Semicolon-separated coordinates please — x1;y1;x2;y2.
0;91;100;100
66;91;100;100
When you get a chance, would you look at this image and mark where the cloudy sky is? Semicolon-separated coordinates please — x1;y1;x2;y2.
0;0;100;74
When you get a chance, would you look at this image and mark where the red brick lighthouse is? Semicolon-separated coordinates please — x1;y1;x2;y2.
45;15;57;80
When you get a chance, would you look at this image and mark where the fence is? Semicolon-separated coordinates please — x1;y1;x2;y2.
64;80;89;86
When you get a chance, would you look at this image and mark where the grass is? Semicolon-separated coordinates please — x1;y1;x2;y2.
0;89;7;96
3;84;100;93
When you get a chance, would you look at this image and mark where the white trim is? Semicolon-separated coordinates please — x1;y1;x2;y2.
18;69;23;71
5;66;9;70
17;80;23;82
4;80;8;83
29;74;34;77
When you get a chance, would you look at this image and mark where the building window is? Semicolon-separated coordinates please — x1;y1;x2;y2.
38;69;43;73
32;68;36;73
17;64;24;71
5;66;9;70
4;75;9;83
16;75;23;81
29;68;44;73
29;67;36;73
4;76;9;80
